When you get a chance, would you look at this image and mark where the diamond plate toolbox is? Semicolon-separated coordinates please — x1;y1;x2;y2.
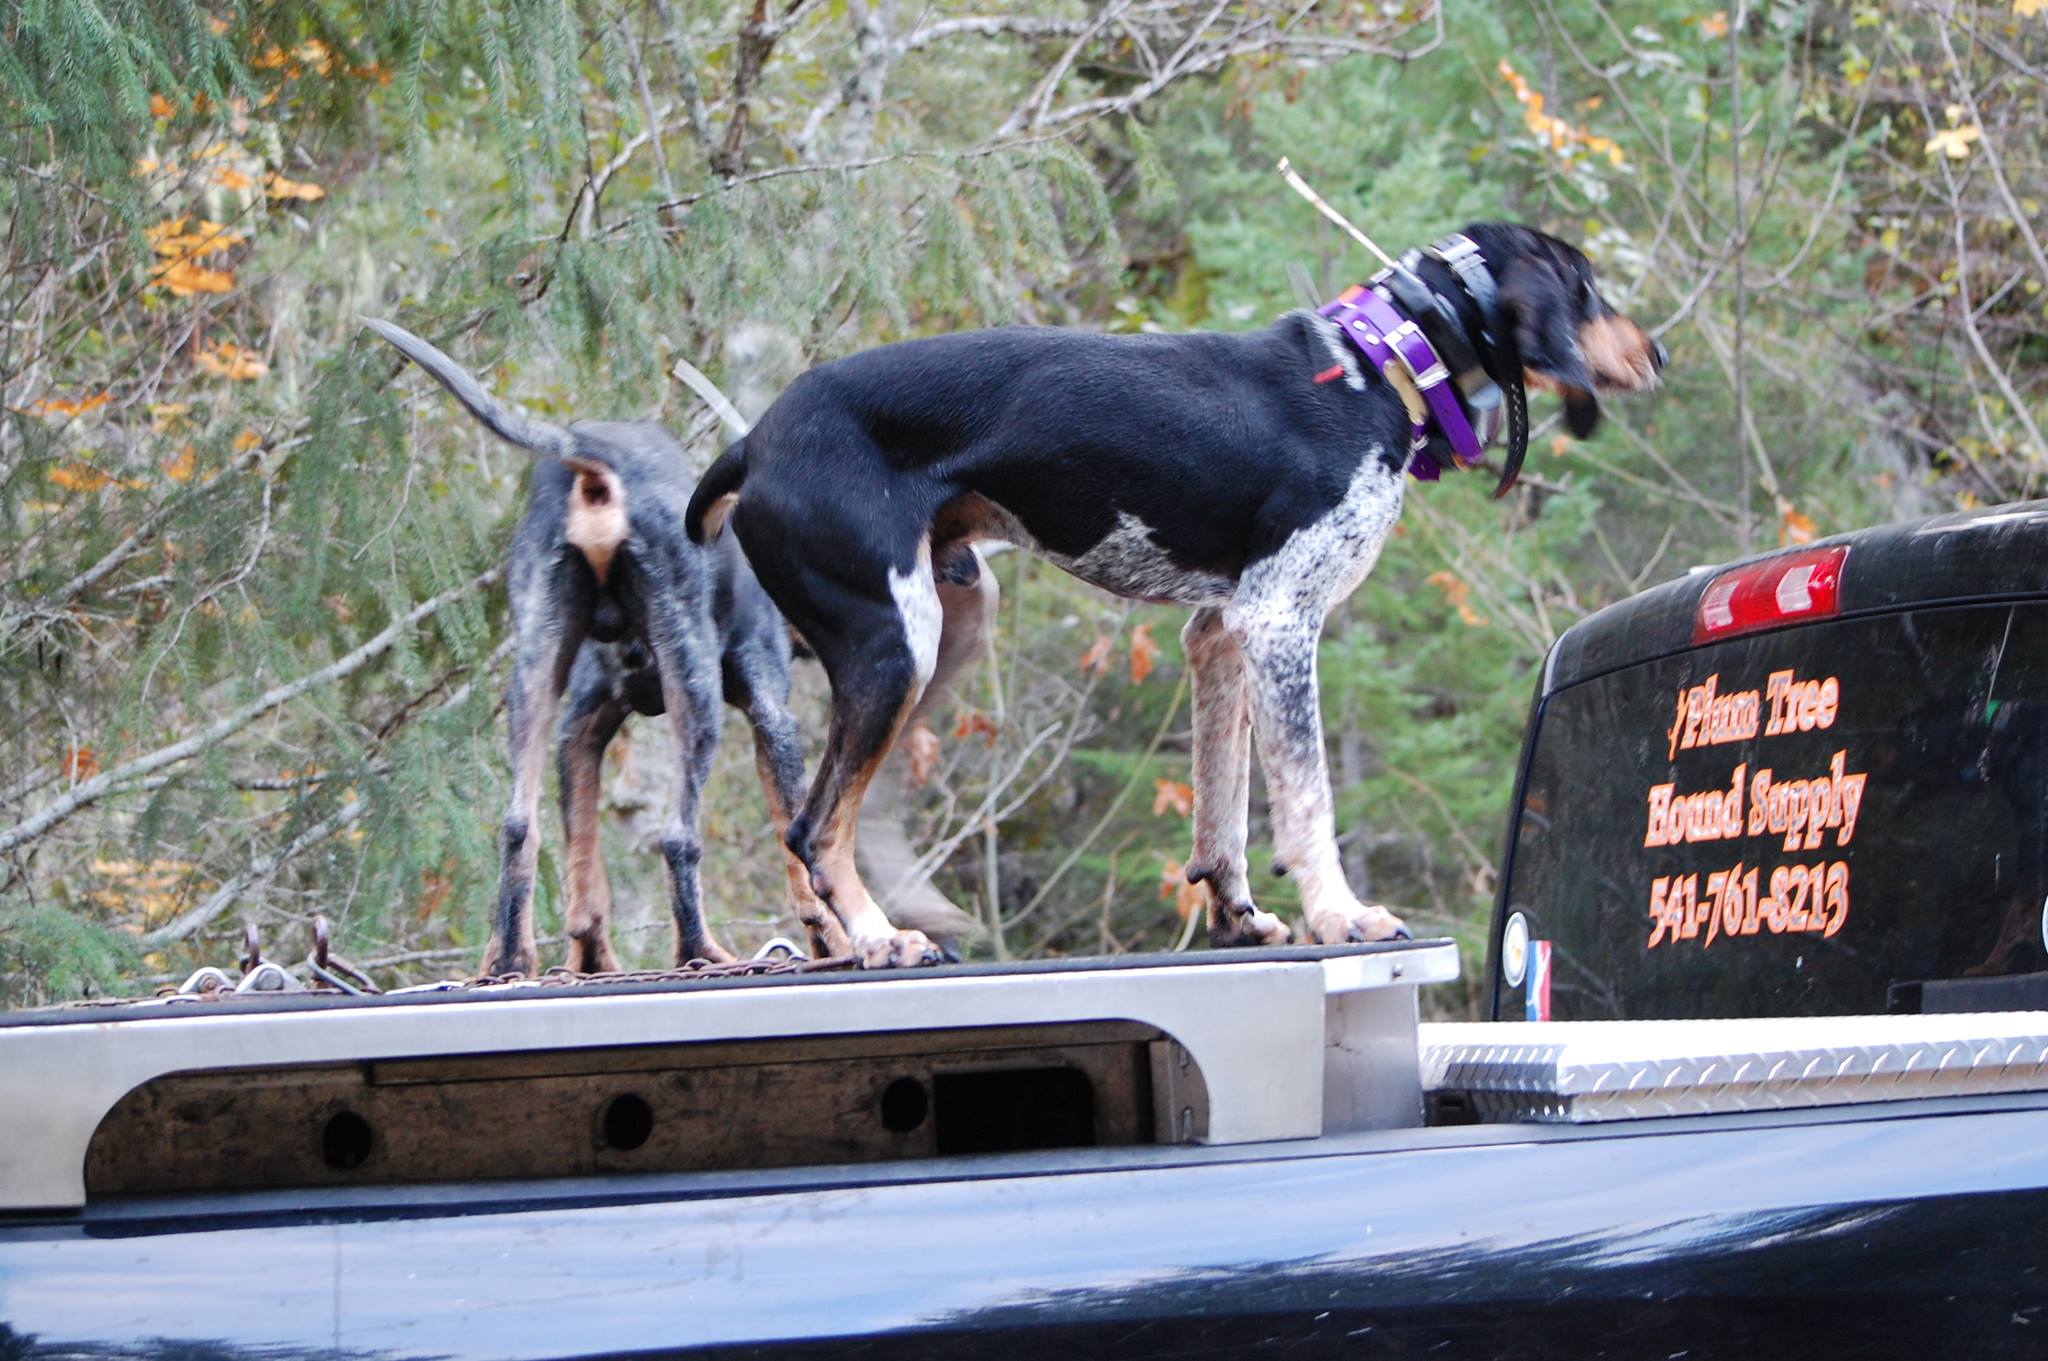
1419;1013;2048;1123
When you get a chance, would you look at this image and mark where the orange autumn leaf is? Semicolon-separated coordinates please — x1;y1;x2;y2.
233;427;262;452
1697;10;1729;39
25;391;112;420
1152;778;1194;818
1078;634;1113;676
1778;498;1818;546
951;707;999;745
162;447;197;483
1426;569;1488;627
903;722;941;788
1498;58;1626;167
212;166;254;192
1157;857;1206;921
47;463;144;493
62;747;99;780
264;172;326;202
149;92;176;119
153;258;235;296
1129;622;1160;684
194;339;268;381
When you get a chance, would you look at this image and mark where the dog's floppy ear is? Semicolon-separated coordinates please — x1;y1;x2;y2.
1503;272;1602;439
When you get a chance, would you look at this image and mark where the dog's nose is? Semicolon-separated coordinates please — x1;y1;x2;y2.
1651;337;1670;370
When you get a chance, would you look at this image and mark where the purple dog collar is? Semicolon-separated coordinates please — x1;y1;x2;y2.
1318;283;1485;481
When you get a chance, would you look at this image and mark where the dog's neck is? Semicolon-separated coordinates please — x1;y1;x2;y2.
1316;280;1487;482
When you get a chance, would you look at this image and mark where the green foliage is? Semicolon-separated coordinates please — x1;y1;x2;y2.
4;0;2043;1009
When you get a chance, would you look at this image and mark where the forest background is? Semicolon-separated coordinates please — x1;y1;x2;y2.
3;0;2044;1009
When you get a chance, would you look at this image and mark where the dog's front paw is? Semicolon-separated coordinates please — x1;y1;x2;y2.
855;929;946;969
1209;901;1292;949
1308;904;1411;945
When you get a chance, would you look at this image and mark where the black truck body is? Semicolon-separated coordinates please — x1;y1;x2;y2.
6;502;2048;1360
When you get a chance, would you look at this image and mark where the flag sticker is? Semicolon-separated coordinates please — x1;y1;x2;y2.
1524;940;1553;1022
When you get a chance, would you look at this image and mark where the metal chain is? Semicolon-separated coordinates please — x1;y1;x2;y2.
63;920;846;1010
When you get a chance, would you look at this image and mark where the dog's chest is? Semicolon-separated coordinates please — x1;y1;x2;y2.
1237;453;1405;621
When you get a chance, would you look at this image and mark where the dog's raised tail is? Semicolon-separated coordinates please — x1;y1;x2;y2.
686;439;747;544
362;317;582;466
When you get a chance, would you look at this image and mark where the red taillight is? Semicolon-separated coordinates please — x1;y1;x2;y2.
1693;545;1849;643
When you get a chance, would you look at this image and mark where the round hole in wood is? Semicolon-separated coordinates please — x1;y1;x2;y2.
602;1092;655;1151
321;1110;374;1170
880;1076;929;1134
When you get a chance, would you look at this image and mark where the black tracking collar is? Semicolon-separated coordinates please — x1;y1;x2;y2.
1421;233;1529;499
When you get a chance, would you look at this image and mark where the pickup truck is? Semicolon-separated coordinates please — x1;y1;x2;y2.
4;500;2047;1360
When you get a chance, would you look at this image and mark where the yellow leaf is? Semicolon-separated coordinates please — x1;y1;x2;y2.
194;339;268;381
233;427;262;452
162;447;197;482
264;172;326;202
1925;125;1981;159
212;166;253;191
148;402;191;432
2018;0;2045;16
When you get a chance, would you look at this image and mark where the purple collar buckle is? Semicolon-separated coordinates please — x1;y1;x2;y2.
1318;283;1485;480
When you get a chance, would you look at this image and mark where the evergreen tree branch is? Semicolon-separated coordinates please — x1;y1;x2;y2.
0;568;499;860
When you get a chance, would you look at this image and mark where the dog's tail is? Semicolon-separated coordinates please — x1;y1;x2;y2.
686;439;747;544
363;317;608;474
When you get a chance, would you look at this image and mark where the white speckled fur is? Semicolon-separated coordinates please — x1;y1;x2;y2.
1026;511;1235;607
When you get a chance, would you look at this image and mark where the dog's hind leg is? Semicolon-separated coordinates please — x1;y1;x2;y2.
729;656;850;960
484;626;582;978
648;601;737;966
856;542;994;945
556;661;628;974
1183;608;1289;948
777;552;947;970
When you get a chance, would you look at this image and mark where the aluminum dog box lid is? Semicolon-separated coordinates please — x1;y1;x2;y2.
1420;1013;2048;1123
0;940;1457;1211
